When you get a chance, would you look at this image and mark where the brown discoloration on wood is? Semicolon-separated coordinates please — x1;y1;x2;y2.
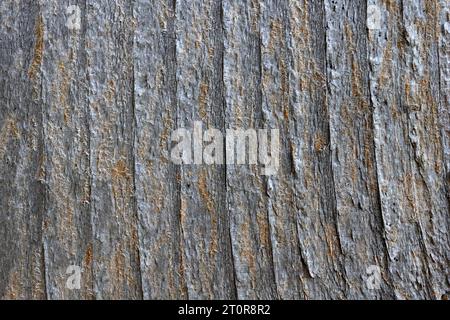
159;112;174;161
198;169;214;214
112;159;132;180
28;16;44;80
199;82;209;120
84;244;93;267
314;133;327;153
0;118;20;159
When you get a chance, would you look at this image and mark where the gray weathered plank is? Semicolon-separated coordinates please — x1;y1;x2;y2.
287;0;347;299
0;0;46;299
223;0;278;299
259;0;305;299
439;1;450;174
133;0;187;299
86;0;142;299
324;0;392;299
40;0;93;299
175;0;236;299
368;0;449;299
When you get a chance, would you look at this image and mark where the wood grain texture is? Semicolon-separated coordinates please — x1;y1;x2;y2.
41;0;93;299
0;0;46;300
86;0;142;299
176;0;236;299
0;0;448;300
133;0;187;300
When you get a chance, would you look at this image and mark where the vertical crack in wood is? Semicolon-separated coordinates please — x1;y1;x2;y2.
130;3;145;298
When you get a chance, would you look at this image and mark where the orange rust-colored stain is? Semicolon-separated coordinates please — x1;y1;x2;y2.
105;80;116;103
256;210;270;248
351;58;363;98
239;216;257;280
179;197;187;227
28;16;44;80
382;0;397;13
344;23;369;113
9;121;19;139
160;112;174;161
112;159;132;179
291;1;310;43
58;61;71;124
4;270;20;299
199;81;209;120
379;40;393;88
404;79;412;104
0;118;20;160
111;157;135;216
113;244;126;284
268;19;282;51
344;23;355;51
84;243;93;266
314;133;327;152
131;226;140;251
198;170;214;214
324;223;340;259
197;169;219;259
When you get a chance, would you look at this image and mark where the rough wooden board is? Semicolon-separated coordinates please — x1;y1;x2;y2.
440;0;450;174
223;0;278;299
368;0;449;299
260;0;304;299
133;0;187;299
324;0;393;299
0;0;448;300
86;0;142;299
0;0;46;300
176;0;236;299
41;0;93;300
287;0;348;299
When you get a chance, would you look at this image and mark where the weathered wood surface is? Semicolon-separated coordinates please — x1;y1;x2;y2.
0;0;449;300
